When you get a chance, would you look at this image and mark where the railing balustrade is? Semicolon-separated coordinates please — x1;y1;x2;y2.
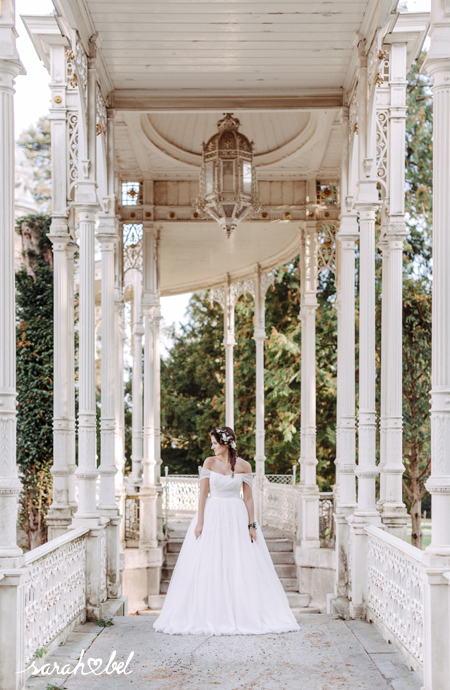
125;493;140;544
366;524;425;675
23;527;90;670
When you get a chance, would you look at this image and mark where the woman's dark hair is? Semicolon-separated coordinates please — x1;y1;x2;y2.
210;426;237;473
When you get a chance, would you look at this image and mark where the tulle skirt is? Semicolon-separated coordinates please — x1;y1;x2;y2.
153;496;300;635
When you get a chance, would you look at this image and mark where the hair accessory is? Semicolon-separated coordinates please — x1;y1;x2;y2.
216;427;237;449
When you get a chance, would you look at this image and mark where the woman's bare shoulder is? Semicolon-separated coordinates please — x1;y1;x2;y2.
203;456;215;469
236;458;252;474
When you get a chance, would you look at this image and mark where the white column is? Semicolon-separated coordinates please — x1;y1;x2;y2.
131;270;144;484
0;8;27;688
421;12;450;690
0;13;24;570
72;43;100;528
45;41;73;538
348;51;381;619
153;299;164;540
297;218;320;548
334;111;358;598
97;221;118;514
224;286;236;429
67;241;77;509
73;208;100;524
140;224;158;549
380;42;408;538
46;231;73;537
378;230;389;509
254;270;267;477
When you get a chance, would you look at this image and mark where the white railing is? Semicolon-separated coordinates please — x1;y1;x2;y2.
261;475;297;535
23;527;89;668
366;525;425;674
161;473;200;523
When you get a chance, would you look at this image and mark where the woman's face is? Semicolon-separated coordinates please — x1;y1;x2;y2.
211;435;226;457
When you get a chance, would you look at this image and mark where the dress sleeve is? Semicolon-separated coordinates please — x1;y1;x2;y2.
242;473;253;489
199;467;211;481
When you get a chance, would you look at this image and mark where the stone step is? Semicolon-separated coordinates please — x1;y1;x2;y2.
160;579;171;594
265;539;293;552
165;552;179;567
161;567;174;580
286;592;311;608
270;551;295;564
145;592;315;612
280;577;299;592
274;564;297;578
166;539;184;553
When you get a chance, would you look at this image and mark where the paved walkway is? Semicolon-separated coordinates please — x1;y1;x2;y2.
25;614;422;690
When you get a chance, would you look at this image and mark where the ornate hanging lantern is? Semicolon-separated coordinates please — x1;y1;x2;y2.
195;113;261;237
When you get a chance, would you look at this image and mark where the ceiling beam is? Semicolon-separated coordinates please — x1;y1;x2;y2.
111;90;344;112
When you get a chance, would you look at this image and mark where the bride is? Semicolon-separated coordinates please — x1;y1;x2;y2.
153;426;300;636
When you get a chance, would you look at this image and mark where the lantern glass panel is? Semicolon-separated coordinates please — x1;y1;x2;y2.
242;161;252;194
222;160;235;192
205;161;214;194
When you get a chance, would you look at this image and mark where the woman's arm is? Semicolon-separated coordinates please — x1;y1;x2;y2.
195;478;209;539
243;482;257;542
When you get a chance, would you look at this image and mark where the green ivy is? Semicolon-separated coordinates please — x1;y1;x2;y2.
15;214;53;549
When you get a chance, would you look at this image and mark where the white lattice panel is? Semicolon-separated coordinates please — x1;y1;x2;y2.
366;526;424;669
162;476;200;517
262;480;297;534
23;531;88;666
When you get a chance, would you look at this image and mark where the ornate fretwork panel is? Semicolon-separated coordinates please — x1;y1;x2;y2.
66;38;88;122
23;534;87;667
123;223;144;274
367;533;424;669
317;222;337;274
349;90;358;137
68;112;79;202
376;108;389;194
261;477;297;535
260;270;275;299
96;87;107;137
209;279;255;310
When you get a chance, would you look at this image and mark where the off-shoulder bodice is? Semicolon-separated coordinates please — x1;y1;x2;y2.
200;468;252;499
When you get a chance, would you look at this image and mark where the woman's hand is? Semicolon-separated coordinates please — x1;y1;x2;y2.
249;526;257;543
195;522;203;539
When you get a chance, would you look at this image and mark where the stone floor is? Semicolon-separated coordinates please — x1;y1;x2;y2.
25;614;422;690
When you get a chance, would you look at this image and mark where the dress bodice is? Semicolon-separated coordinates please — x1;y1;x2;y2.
200;468;252;499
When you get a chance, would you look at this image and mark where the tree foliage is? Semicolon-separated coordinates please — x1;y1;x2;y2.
17;116;52;211
15;214;53;550
161;262;338;489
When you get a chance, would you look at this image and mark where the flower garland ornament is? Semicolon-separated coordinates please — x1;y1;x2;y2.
216;428;236;449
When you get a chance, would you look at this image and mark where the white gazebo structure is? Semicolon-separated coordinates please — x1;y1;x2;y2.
1;1;449;688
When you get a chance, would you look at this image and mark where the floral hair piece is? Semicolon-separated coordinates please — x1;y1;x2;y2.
216;427;236;449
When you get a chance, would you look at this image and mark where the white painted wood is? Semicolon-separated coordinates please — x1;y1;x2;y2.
380;42;408;539
334;111;358;599
0;0;25;571
297;217;320;549
130;270;144;484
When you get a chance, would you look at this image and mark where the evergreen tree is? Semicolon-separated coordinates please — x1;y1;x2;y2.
17;115;52;210
15;214;53;550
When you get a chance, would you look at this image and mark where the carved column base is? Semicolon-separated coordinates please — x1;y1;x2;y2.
139;486;158;550
380;503;408;541
334;505;356;598
347;512;381;619
85;522;108;621
297;484;320;548
45;509;73;541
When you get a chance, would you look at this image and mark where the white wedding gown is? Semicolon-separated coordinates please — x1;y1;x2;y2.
153;468;300;635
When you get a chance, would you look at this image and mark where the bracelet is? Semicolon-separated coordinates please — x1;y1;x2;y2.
248;522;257;529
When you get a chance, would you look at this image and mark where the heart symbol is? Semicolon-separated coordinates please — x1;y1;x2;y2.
88;658;103;674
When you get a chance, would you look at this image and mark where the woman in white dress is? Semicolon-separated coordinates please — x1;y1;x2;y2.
153;426;300;636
